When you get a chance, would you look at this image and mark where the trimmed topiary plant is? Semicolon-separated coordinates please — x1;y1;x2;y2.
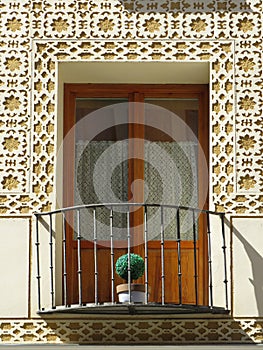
115;253;145;282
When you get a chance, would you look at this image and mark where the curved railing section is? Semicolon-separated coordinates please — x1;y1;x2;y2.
34;203;229;315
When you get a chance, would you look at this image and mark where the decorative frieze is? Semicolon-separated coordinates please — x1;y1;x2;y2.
0;318;262;344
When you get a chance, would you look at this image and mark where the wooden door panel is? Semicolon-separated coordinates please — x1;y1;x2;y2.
71;245;198;305
147;246;198;304
71;247;127;303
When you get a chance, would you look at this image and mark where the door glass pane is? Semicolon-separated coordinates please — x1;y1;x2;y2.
74;98;129;241
144;98;199;240
73;97;200;241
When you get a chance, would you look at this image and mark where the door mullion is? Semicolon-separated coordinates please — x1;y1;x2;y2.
128;93;145;255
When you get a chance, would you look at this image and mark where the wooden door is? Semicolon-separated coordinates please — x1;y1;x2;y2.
63;84;209;305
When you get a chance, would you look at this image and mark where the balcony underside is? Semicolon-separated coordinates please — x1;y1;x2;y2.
38;303;230;315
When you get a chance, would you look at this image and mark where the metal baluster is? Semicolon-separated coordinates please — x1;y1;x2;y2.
62;212;67;307
160;206;165;305
192;210;198;306
144;205;149;304
207;212;213;308
221;213;229;310
176;208;182;305
76;209;82;306
35;214;41;312
49;213;55;309
93;209;98;305
110;208;115;303
127;207;131;303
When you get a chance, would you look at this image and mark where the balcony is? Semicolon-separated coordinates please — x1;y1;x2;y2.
34;203;230;315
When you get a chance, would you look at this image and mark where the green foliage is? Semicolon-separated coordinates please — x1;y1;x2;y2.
115;253;145;282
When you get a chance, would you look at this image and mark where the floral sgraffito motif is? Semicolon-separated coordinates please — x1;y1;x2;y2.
1;175;19;191
4;96;21;111
5;57;22;72
237;57;255;72
3;136;20;153
143;18;161;33
238;95;256;111
237;18;254;33
0;0;260;219
98;18;114;33
239;174;256;190
190;17;207;32
52;18;69;33
238;135;256;151
6;18;22;32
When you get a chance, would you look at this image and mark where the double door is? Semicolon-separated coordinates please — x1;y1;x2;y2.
63;84;209;305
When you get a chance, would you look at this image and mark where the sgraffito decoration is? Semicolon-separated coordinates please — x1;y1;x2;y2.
0;318;263;343
0;1;262;215
0;1;263;345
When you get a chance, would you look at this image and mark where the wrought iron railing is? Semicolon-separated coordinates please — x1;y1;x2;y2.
34;203;229;314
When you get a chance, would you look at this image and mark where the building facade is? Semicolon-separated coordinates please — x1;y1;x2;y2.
0;0;263;345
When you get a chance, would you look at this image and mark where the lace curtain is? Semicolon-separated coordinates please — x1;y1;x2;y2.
74;140;198;241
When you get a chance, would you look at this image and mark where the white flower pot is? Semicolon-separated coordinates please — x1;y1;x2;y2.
116;283;148;303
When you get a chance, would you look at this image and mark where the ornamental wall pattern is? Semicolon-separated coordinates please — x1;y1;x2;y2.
0;318;263;344
0;2;262;214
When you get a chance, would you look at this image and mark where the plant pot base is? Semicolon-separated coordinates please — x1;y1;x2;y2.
116;283;149;303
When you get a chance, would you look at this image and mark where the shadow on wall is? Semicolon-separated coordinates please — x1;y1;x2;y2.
225;218;263;316
120;0;254;13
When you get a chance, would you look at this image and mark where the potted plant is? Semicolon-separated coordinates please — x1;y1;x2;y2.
115;253;148;303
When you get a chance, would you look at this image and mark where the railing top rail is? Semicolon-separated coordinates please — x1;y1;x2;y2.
34;203;225;218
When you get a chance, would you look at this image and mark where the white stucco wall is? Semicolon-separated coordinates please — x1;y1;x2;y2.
0;218;30;317
232;217;263;317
